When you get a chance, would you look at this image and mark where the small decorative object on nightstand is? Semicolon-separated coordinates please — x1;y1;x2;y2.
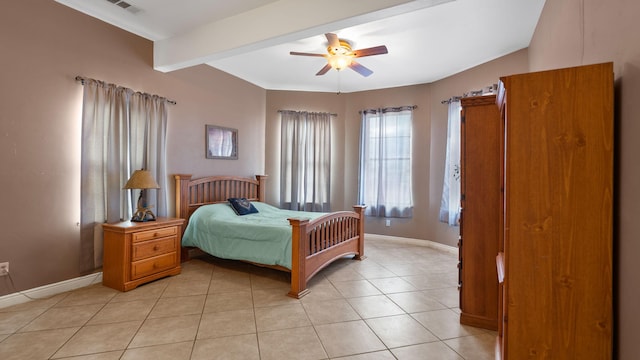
124;169;160;222
102;217;185;291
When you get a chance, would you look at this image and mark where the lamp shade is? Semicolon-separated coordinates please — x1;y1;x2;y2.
123;170;160;189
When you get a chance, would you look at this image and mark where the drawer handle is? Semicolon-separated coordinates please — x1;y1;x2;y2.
153;245;159;251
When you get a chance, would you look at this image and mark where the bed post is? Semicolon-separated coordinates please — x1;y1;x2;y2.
353;205;367;260
287;218;310;299
255;175;268;202
174;174;193;262
174;174;192;220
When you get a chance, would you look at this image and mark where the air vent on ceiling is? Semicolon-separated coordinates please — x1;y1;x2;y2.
105;0;142;14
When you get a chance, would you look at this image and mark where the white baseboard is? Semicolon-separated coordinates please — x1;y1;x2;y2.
0;272;103;309
365;233;458;255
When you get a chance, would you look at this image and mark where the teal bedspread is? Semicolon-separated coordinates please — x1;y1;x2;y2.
181;202;326;269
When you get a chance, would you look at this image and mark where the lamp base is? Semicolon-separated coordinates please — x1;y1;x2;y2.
131;208;157;222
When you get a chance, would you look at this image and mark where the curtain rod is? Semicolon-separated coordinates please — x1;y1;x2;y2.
278;110;337;117
441;96;462;104
359;105;417;114
441;83;498;104
75;76;177;105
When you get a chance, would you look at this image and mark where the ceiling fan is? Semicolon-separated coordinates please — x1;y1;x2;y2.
290;33;388;77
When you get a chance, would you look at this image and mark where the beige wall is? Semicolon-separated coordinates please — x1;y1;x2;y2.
527;0;640;357
0;1;265;293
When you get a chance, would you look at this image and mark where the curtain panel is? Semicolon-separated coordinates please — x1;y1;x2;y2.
79;78;170;271
439;100;462;226
358;106;414;218
280;110;331;212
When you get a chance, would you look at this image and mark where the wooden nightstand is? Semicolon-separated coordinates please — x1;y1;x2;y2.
102;217;185;291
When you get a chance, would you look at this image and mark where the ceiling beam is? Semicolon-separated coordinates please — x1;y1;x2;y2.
153;0;453;72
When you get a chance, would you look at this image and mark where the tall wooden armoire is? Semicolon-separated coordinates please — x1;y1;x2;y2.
458;95;501;330
496;62;613;359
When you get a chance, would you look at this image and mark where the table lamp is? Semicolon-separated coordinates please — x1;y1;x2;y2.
123;169;160;222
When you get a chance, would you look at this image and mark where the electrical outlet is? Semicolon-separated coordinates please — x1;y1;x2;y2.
0;262;8;276
385;219;391;227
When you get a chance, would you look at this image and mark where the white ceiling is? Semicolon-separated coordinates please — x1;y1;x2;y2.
55;0;546;93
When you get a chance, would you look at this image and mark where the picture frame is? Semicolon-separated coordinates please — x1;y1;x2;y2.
206;125;238;159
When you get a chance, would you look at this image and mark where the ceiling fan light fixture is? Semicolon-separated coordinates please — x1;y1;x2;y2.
328;54;352;71
290;33;386;76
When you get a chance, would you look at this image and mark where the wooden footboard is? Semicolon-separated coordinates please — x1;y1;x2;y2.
288;205;366;298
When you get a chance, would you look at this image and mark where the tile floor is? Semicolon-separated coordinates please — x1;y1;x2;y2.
0;235;496;359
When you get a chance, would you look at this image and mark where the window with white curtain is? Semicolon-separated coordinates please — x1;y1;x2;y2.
280;110;332;212
358;106;414;218
439;100;462;226
78;77;171;271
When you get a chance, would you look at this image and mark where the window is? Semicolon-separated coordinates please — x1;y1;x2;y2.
439;100;462;225
358;106;414;218
280;110;332;212
78;77;171;270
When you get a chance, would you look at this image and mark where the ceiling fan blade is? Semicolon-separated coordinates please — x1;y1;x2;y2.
353;45;388;58
316;64;332;76
349;60;373;77
290;51;326;57
325;33;340;49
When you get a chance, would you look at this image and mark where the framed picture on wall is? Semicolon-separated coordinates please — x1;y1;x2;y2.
206;125;238;159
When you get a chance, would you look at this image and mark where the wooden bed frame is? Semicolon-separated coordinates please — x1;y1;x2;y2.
174;174;366;298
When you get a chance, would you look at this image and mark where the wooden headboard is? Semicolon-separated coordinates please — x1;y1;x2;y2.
174;174;268;224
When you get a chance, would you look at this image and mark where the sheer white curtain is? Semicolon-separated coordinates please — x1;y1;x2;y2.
80;79;169;271
358;107;413;218
439;100;462;225
280;111;331;212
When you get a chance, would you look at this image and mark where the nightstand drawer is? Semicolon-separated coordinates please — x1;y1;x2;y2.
132;237;178;261
132;226;177;243
131;252;177;280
